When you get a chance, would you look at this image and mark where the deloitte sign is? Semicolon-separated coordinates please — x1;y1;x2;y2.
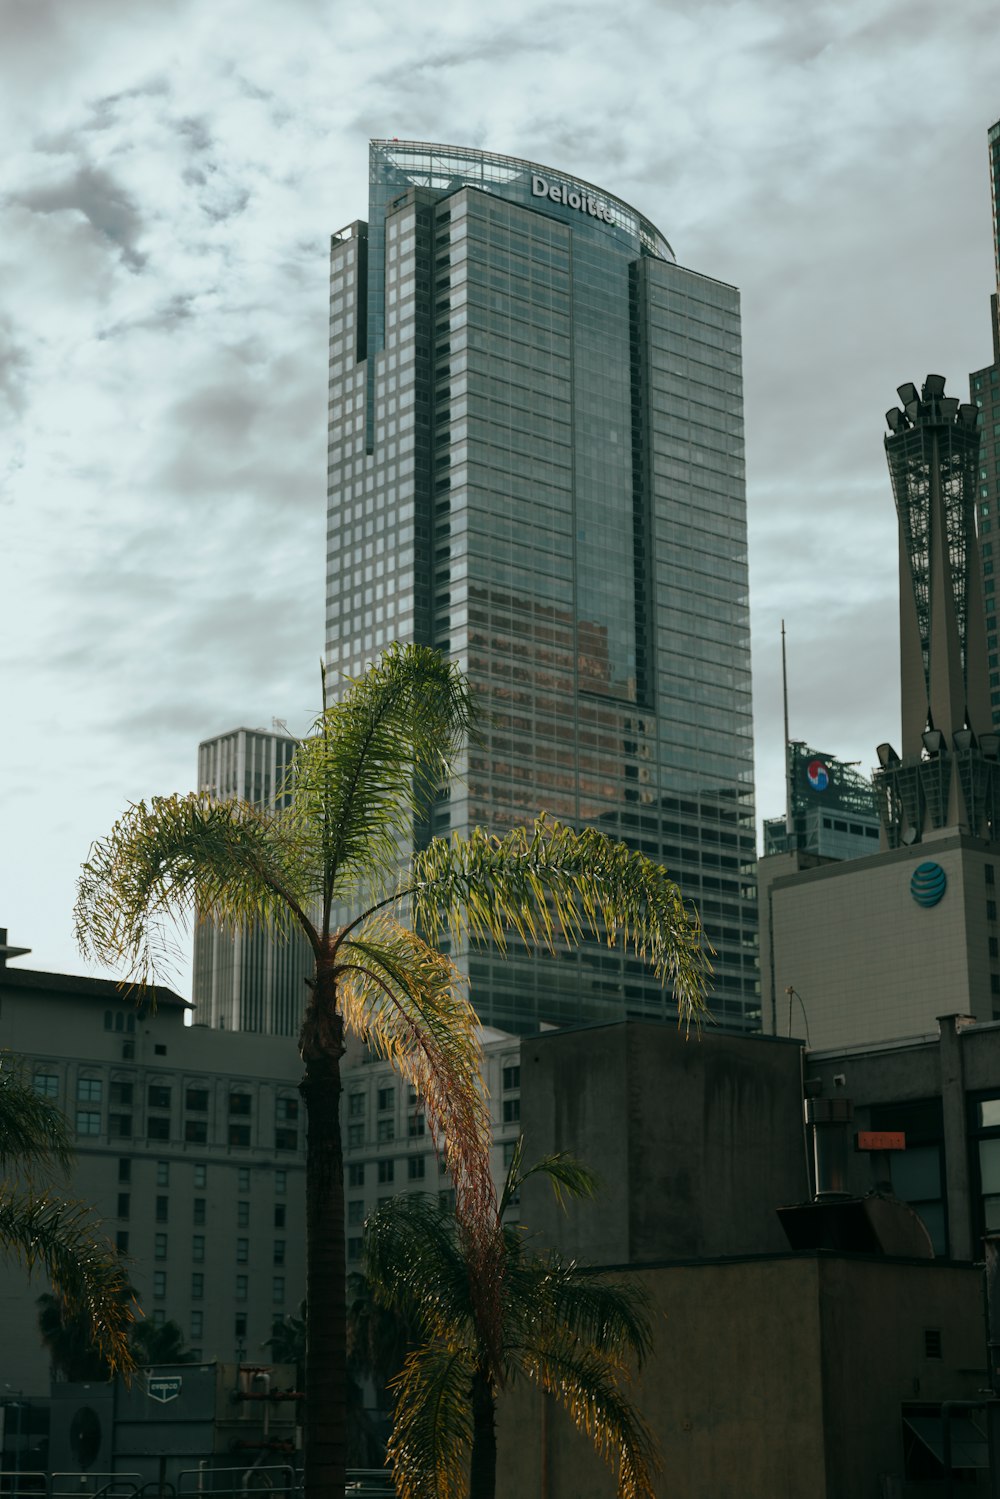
532;175;615;225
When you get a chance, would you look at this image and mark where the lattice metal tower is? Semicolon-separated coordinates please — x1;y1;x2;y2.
874;377;997;844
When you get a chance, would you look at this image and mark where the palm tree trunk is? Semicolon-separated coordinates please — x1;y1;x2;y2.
300;969;347;1499
468;1368;497;1499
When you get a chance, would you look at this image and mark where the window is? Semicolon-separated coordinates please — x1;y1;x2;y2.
152;1309;165;1327
192;1235;205;1262
109;1114;132;1138
502;1099;521;1124
236;1275;248;1302
76;1110;101;1136
275;1129;298;1151
273;1240;286;1265
238;1201;250;1228
185;1120;207;1144
116;1231;129;1252
194;1164;206;1189
502;1065;520;1091
348;1094;365;1117
377;1087;394;1111
118;1193;130;1219
274;1170;286;1194
377;1119;395;1143
348;1163;365;1188
348;1201;365;1225
439;1188;456;1210
110;1081;133;1106
191;1311;203;1339
229;1092;252;1116
408;1157;426;1180
192;1273;204;1299
193;1199;205;1225
229;1124;251;1148
154;1233;167;1260
348;1237;362;1262
156;1196;169;1223
186;1087;209;1111
77;1078;103;1103
157;1162;170;1187
347;1124;364;1148
273;1276;285;1304
147;1117;170;1141
502;1140;517;1167
237;1238;249;1264
148;1084;171;1110
238;1167;251;1192
118;1159;131;1184
408;1114;425;1138
989;901;997;921
274;1204;286;1228
234;1312;247;1338
988;865;996;887
276;1098;299;1122
377;1160;395;1185
153;1271;166;1299
33;1072;58;1098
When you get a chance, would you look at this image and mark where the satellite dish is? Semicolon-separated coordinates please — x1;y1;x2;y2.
900;825;918;846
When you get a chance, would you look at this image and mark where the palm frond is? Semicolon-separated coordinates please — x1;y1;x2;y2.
0;1189;137;1379
387;1343;476;1499
75;793;316;986
521;1339;659;1499
409;816;711;1026
338;918;494;1226
363;1194;472;1341
527;1259;653;1367
293;644;477;912
499;1138;598;1216
0;1056;72;1175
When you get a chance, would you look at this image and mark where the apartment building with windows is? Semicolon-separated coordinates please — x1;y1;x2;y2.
0;936;305;1394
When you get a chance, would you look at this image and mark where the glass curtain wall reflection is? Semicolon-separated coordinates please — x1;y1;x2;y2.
325;141;758;1031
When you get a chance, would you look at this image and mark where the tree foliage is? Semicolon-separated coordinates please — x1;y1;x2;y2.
1;1055;136;1380
73;644;706;1498
363;1145;659;1499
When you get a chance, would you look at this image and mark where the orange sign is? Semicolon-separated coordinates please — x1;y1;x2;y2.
855;1130;906;1151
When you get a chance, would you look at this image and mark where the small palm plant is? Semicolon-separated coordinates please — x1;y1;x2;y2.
363;1141;658;1499
1;1055;136;1379
75;643;707;1499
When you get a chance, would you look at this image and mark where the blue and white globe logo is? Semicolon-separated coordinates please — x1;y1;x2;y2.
910;861;947;908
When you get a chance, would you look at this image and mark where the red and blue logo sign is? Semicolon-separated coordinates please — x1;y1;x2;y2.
806;760;829;792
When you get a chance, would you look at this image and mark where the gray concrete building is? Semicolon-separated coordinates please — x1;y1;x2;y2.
0;939;306;1395
761;377;1000;1051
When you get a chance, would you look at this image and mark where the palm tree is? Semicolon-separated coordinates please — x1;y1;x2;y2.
131;1317;197;1365
0;1055;136;1380
363;1141;658;1499
74;644;707;1499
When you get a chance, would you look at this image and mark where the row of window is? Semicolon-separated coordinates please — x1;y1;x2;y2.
36;1073;298;1119
148;1233;286;1265
148;1271;286;1304
116;1161;287;1192
118;1195;289;1229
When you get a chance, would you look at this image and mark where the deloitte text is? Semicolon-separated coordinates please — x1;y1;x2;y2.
531;175;615;225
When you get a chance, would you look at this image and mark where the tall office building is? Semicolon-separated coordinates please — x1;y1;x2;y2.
326;141;758;1031
192;728;313;1036
971;116;1000;728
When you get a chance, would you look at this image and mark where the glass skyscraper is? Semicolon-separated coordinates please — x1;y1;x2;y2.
326;141;758;1031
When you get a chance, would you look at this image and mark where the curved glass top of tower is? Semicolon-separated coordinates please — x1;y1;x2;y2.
369;139;675;263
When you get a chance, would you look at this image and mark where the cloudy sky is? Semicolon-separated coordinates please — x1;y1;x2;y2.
2;0;999;991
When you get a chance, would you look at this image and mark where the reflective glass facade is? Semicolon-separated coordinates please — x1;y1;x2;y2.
192;729;313;1035
326;141;758;1030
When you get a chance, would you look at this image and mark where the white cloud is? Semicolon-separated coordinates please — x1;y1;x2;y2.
2;0;999;987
